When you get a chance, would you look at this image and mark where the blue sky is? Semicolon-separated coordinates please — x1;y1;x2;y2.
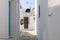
20;0;35;9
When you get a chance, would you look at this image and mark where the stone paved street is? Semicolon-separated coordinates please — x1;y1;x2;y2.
0;29;38;40
19;29;38;40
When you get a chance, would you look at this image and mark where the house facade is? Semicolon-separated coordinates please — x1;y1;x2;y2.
20;6;35;30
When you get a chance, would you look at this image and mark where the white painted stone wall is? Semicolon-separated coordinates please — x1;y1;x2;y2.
10;0;19;39
36;0;48;40
0;0;9;38
29;16;35;29
20;9;24;30
48;0;60;40
20;9;24;19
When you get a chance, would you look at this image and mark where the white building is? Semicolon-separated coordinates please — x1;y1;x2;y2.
20;7;35;30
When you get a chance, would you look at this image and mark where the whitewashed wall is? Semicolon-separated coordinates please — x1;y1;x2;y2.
10;0;19;39
37;0;48;40
0;0;9;38
29;16;35;29
20;9;24;19
20;9;24;30
48;0;60;40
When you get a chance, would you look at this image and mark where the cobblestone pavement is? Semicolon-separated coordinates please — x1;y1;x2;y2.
19;29;38;40
0;30;38;40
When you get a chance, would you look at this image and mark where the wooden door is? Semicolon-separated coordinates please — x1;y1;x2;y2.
24;17;28;29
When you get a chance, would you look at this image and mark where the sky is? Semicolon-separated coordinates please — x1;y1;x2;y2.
20;0;35;9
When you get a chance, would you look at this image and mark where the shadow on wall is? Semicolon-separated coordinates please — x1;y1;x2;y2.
52;5;60;17
48;4;60;23
48;4;60;15
48;4;60;40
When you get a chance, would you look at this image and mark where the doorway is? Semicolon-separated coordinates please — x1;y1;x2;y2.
24;17;28;29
